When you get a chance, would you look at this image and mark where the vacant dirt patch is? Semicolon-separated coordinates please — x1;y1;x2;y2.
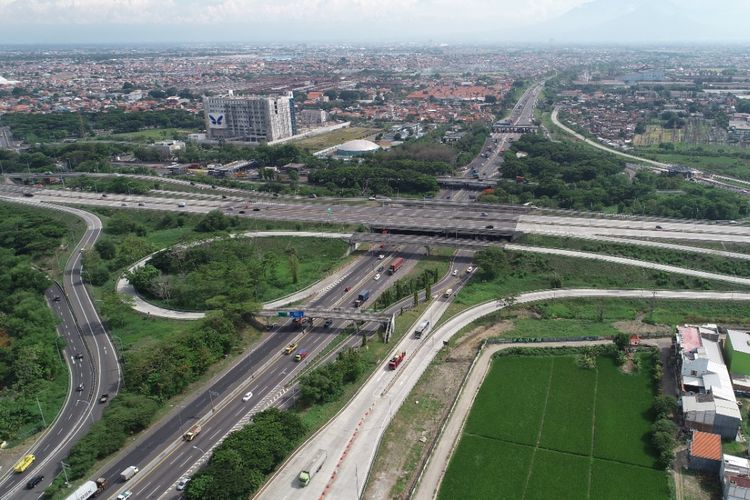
612;320;672;336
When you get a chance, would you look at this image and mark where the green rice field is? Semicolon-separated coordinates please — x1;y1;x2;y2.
438;354;670;500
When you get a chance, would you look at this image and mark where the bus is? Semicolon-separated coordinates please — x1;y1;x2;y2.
415;320;430;339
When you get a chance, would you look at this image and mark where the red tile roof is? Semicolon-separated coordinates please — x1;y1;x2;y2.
690;431;722;461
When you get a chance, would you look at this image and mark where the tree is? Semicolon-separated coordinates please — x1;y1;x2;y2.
125;264;160;294
286;248;299;284
425;280;431;299
651;394;677;419
613;333;630;351
474;247;508;279
413;290;419;307
95;238;117;260
195;210;230;233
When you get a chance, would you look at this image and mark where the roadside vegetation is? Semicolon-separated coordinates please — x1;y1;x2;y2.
517;234;750;278
636;142;750;181
0;205;70;445
483;134;749;220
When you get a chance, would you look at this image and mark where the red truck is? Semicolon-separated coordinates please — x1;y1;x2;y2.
388;352;406;370
388;257;404;275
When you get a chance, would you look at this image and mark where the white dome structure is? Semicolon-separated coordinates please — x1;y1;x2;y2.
336;139;380;157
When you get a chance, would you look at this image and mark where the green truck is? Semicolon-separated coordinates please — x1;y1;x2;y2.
298;449;327;487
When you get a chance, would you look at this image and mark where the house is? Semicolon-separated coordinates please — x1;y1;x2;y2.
688;431;722;473
721;455;750;500
677;324;742;439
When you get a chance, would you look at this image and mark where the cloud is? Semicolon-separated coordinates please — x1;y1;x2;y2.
0;0;588;26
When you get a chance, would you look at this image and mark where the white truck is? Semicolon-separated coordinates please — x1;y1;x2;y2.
64;478;107;500
298;449;327;487
119;466;139;482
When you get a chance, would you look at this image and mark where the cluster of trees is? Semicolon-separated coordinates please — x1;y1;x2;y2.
487;134;750;220
65;175;156;195
176;142;314;168
185;409;306;499
374;268;439;309
0;203;79;442
651;395;679;468
309;160;443;196
299;349;366;405
0;109;202;141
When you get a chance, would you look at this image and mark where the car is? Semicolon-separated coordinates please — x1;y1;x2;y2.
294;351;309;362
655;225;663;230
26;475;44;489
117;490;133;500
137;202;144;206
283;342;298;355
485;225;494;229
74;353;84;360
374;273;381;281
99;393;109;404
242;391;253;402
377;254;385;260
452;269;458;277
238;210;246;214
221;194;227;199
480;212;488;217
466;266;474;273
307;193;317;198
76;383;84;392
23;192;34;197
252;207;260;211
368;196;376;201
323;319;333;328
176;477;190;491
120;202;127;206
53;296;61;302
377;266;385;273
101;193;107;198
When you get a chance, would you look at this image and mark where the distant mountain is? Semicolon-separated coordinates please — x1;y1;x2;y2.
517;0;750;43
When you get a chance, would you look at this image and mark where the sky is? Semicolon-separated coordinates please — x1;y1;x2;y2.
0;0;747;44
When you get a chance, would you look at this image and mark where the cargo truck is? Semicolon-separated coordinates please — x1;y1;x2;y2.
388;257;404;275
298;449;327;487
388;351;406;369
354;290;370;307
64;478;107;500
183;424;202;441
119;466;139;482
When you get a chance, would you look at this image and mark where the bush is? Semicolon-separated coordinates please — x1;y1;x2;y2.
298;349;364;406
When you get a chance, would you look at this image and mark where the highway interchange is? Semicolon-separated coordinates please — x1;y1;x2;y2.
3;81;750;499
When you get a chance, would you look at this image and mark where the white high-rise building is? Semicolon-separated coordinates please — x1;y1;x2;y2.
203;93;297;143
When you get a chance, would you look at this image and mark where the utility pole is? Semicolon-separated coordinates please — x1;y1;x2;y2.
36;397;47;427
61;461;71;486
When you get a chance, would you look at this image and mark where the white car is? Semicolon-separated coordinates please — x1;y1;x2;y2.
466;266;474;273
374;273;381;281
377;254;385;260
176;477;190;491
242;391;253;402
116;491;132;500
452;269;458;277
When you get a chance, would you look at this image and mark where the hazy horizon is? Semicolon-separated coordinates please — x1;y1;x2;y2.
0;0;749;45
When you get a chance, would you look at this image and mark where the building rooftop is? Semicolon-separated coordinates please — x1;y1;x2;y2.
690;431;722;461
728;330;750;355
337;139;380;153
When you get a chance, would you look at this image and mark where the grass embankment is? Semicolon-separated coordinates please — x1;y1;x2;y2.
441;249;748;323
439;354;669;500
635;143;750;181
292;126;381;152
517;234;750;278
